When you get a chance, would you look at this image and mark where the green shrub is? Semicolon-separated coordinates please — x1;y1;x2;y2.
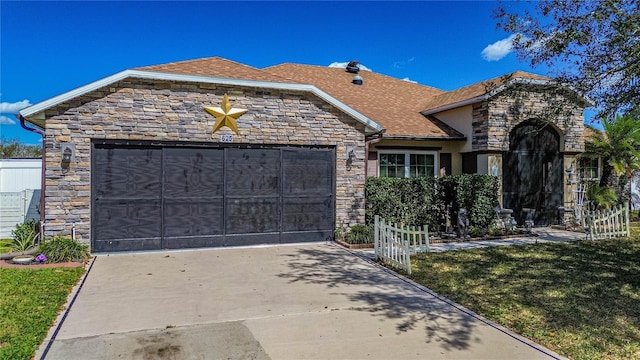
366;174;500;233
11;220;40;253
366;176;440;230
344;224;374;244
39;235;90;263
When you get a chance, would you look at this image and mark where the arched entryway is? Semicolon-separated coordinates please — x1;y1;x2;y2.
502;121;564;225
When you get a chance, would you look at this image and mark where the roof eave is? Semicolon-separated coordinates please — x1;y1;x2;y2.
382;134;467;141
19;69;384;134
421;96;485;115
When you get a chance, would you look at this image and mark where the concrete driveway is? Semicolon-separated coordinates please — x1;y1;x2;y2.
37;243;565;360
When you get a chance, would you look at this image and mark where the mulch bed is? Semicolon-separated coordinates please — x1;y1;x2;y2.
335;240;374;249
335;232;539;249
0;260;86;269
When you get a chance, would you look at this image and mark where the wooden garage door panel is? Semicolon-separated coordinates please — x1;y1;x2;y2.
225;197;280;234
93;146;162;251
163;148;225;242
225;148;280;196
282;148;333;196
282;148;333;238
163;148;224;197
93;200;162;241
163;199;224;237
282;197;333;231
94;148;161;198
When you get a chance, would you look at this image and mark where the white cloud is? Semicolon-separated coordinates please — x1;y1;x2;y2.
481;35;516;61
393;57;416;69
328;62;372;71
402;77;418;84
0;100;31;113
0;115;16;125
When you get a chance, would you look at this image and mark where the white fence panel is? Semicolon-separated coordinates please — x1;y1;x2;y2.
586;202;630;240
374;215;429;275
0;159;41;192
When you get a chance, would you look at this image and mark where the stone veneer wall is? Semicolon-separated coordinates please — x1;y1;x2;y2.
471;86;585;152
42;78;367;244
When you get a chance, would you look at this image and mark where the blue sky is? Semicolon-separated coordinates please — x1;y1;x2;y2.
1;1;594;145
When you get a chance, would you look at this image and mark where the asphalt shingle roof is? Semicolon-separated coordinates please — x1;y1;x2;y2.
264;63;464;138
134;57;553;139
135;57;288;82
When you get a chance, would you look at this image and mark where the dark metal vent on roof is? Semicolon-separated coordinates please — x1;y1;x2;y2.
346;61;360;74
352;75;363;85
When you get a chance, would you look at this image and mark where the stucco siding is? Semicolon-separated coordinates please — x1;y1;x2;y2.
432;106;473;153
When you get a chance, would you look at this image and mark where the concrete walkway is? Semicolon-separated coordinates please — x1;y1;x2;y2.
358;227;584;258
429;227;585;252
36;242;567;360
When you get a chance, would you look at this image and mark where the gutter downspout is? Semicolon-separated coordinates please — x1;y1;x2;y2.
16;114;46;236
364;129;385;178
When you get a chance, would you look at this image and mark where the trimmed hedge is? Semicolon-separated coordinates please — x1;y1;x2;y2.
366;174;500;233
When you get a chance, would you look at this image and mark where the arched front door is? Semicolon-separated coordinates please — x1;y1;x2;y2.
502;121;564;225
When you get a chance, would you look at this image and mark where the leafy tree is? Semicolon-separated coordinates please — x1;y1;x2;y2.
0;137;42;158
581;114;640;202
495;0;640;116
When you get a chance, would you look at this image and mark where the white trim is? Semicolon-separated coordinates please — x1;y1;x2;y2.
378;150;439;178
19;69;384;133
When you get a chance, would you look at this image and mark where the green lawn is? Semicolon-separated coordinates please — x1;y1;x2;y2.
0;267;85;360
407;227;640;360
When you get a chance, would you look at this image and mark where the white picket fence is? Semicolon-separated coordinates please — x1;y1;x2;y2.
585;202;630;240
374;215;429;275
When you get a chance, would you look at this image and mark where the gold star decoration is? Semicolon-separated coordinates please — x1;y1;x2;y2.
204;94;248;135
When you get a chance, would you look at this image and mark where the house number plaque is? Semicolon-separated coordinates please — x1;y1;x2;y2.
220;135;234;143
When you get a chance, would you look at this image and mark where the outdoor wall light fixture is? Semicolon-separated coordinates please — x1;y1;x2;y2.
61;143;76;167
346;146;356;166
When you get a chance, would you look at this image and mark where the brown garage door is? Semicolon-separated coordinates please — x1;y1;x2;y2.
92;142;335;252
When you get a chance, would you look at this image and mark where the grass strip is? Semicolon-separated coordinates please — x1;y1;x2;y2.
0;267;85;360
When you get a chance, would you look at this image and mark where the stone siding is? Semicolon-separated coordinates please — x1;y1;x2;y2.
472;86;585;152
42;78;367;244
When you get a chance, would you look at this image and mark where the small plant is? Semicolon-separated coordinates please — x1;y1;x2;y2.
488;224;505;237
586;181;618;210
344;224;374;245
39;235;90;263
11;220;40;254
468;226;487;238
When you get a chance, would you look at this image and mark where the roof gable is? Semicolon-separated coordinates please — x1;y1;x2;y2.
135;57;287;82
421;71;591;115
18;68;383;134
421;71;553;114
